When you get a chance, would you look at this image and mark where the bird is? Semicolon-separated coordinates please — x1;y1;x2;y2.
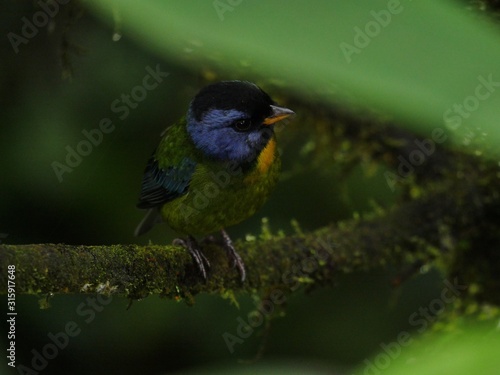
134;80;294;281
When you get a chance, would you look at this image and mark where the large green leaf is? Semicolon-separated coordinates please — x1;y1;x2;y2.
85;0;500;148
353;326;500;375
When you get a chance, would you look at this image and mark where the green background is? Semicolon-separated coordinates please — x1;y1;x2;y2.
1;0;499;374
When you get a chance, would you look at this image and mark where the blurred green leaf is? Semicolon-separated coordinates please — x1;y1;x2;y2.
85;0;500;149
354;326;500;374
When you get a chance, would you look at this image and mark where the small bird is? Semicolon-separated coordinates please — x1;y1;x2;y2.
135;80;294;281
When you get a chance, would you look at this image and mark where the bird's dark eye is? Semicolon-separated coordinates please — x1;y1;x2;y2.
232;119;252;132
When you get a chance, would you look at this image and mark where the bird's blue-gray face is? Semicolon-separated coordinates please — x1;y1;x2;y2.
186;81;294;163
187;107;274;163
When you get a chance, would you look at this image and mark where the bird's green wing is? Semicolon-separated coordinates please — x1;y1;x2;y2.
135;119;199;236
136;155;196;209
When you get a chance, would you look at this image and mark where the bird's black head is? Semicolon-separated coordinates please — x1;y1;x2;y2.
186;81;294;163
190;81;274;123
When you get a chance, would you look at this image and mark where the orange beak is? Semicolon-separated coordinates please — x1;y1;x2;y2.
263;105;295;126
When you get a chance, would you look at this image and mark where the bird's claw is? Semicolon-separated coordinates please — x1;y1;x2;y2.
173;231;246;282
173;236;210;280
221;230;246;282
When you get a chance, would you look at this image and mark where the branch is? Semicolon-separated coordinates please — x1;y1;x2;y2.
0;177;490;302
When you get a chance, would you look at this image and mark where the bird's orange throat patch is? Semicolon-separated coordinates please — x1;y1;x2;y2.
256;138;277;174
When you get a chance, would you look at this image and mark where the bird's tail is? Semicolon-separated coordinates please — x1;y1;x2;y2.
134;208;162;237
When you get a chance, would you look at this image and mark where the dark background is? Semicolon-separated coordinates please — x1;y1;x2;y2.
1;1;494;374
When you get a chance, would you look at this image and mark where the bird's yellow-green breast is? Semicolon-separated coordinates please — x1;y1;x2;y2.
158;120;281;235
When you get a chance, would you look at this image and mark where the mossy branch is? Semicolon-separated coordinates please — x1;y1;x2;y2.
0;211;425;301
1;168;496;303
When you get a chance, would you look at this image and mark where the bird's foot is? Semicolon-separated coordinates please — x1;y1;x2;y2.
173;236;210;280
221;229;246;282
